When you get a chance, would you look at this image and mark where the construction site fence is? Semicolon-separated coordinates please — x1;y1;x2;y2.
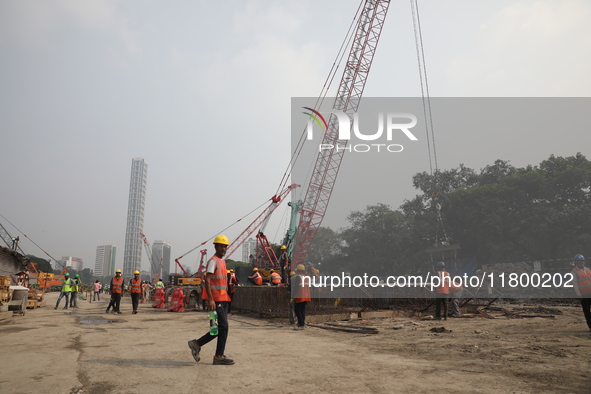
231;285;435;318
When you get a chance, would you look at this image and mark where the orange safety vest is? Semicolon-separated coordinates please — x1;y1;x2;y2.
436;270;450;295
111;276;124;294
130;277;142;293
294;274;311;303
207;256;231;302
574;267;591;295
228;273;237;293
253;272;263;285
270;272;281;284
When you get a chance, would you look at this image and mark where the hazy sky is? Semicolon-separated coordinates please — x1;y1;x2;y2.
1;1;590;273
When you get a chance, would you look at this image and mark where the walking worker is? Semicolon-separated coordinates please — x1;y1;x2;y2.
571;254;591;331
129;270;142;314
141;280;148;303
434;261;450;321
248;267;263;285
106;269;124;314
54;272;72;310
188;234;234;365
93;280;102;301
155;277;165;290
269;269;281;286
70;274;81;308
292;264;311;329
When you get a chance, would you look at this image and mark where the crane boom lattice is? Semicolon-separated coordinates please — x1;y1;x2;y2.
291;0;391;269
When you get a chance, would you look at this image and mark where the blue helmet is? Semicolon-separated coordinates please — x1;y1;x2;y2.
574;254;585;261
437;261;445;267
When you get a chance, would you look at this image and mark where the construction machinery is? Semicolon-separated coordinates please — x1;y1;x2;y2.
289;0;392;272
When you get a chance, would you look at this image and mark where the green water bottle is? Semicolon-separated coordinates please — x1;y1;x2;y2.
209;310;219;335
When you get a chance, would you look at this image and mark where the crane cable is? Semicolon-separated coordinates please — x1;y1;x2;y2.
275;1;364;199
410;0;448;245
0;213;64;267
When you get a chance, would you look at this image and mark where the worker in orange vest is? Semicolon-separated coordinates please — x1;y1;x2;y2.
434;261;450;321
107;269;124;314
227;269;238;313
129;270;142;314
248;267;263;285
269;269;281;286
188;235;234;365
292;264;311;329
572;254;591;331
201;273;207;310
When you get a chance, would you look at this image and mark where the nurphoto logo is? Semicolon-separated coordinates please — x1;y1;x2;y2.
302;106;419;153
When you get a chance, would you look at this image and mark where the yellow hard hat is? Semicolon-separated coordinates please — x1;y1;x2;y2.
296;264;305;271
213;234;230;245
270;269;275;273
229;269;234;272
226;270;231;274
134;270;140;275
115;269;122;273
280;245;287;250
290;271;296;276
253;267;258;271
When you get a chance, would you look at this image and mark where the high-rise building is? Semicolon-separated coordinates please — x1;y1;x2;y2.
123;158;148;277
95;245;116;277
61;256;83;271
152;240;171;278
242;238;257;264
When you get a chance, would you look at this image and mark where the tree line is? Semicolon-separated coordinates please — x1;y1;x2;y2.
309;153;591;276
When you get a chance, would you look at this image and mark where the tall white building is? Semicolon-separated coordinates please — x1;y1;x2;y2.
95;245;116;277
61;256;83;271
152;240;171;278
242;238;257;264
123;158;148;277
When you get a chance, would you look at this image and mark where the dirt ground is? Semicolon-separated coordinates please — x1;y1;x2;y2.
0;292;590;394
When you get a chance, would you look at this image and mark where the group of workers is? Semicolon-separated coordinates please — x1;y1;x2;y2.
55;269;155;315
433;254;591;328
53;272;82;310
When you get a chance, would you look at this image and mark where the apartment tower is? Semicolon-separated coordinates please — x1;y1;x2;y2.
123;158;148;276
95;245;116;277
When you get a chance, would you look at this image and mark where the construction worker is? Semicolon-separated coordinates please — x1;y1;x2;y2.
434;261;450;321
571;254;591;331
155;277;164;290
188;234;234;365
141;281;148;303
93;280;102;301
269;269;281;286
106;269;124;314
292;264;310;329
54;272;72;310
201;273;207;310
449;276;463;317
70;274;81;308
227;269;238;313
129;270;142;314
248;267;263;285
279;245;289;284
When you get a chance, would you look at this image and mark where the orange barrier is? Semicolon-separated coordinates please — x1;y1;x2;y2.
168;288;185;312
152;288;166;309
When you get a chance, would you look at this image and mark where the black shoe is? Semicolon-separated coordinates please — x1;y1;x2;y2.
106;308;110;313
63;307;68;310
117;311;122;314
132;311;138;314
188;340;201;362
213;355;234;365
